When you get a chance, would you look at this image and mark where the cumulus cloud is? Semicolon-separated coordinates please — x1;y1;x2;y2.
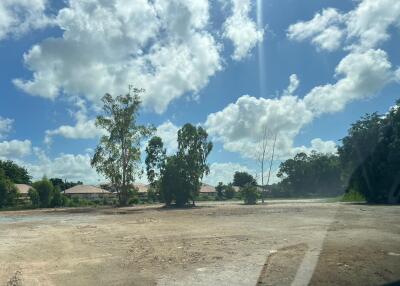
287;8;344;51
44;99;104;144
0;117;13;139
25;148;103;183
288;0;400;52
205;94;313;159
0;139;32;159
205;48;398;160
13;0;222;113
0;0;53;40
222;0;263;60
155;121;179;155
293;138;337;155
304;49;395;114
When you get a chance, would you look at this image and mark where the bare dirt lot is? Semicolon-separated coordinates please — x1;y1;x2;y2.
0;200;399;286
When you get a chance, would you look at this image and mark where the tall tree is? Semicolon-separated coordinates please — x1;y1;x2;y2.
145;136;166;188
177;124;213;206
91;88;154;206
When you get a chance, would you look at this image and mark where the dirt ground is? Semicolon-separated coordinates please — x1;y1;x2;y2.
0;200;399;286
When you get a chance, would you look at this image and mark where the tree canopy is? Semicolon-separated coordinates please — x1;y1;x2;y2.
91;89;154;206
233;171;256;188
0;160;31;184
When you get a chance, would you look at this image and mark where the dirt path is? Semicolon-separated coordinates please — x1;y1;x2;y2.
0;201;399;285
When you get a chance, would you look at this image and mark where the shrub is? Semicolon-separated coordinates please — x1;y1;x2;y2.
28;188;40;207
33;178;54;208
241;184;258;205
224;184;236;200
0;175;19;208
342;189;366;202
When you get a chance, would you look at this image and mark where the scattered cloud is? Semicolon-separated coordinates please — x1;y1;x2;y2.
204;162;254;186
287;0;400;52
0;139;32;159
0;117;13;139
155;120;179;155
222;0;263;60
0;0;53;41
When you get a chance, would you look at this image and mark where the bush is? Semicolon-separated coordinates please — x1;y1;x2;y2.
0;175;19;208
28;188;40;207
241;184;258;205
33;178;54;208
342;189;366;202
224;185;236;200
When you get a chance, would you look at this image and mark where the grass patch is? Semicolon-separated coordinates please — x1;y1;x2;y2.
341;190;366;202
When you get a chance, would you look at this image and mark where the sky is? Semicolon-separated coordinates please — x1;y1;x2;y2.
0;0;399;186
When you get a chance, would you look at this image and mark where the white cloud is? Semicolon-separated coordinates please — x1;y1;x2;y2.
304;49;396;115
25;149;103;184
44;99;104;144
155;121;179;155
205;93;313;159
204;162;254;186
284;74;300;95
0;0;53;41
205;48;397;160
13;0;222;113
287;8;344;51
293;138;337;155
0;140;32;159
222;0;263;60
288;0;400;52
0;117;13;139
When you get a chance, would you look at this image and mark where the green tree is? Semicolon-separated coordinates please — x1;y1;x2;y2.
0;160;31;184
0;170;19;208
145;136;166;189
277;152;343;197
50;178;82;191
241;184;258;205
91;89;154;206
33;177;54;208
176;124;213;206
215;182;225;201
344;101;400;203
28;188;40;207
233;171;256;188
224;184;236;199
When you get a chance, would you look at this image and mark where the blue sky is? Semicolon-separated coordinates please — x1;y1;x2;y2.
0;0;399;185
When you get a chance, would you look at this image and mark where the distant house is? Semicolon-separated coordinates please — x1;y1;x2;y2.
64;185;115;201
15;184;33;203
199;183;216;197
133;183;149;199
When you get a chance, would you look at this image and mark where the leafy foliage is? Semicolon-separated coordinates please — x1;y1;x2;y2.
215;182;225;200
0;160;31;184
344;101;400;203
0;170;19;208
49;178;83;191
233;171;256;188
32;178;55;208
276;152;343;197
145;136;166;190
241;184;258;205
28;188;40;207
157;123;213;207
91;89;154;206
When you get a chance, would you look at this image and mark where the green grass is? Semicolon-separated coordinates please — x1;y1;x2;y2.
340;190;366;202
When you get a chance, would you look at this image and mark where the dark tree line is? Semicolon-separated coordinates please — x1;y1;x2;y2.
268;99;400;204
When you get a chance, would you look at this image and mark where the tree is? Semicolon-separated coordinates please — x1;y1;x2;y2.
159;124;213;207
91;89;154;206
145;136;166;189
50;178;82;191
233;171;256;188
0;170;19;208
0;160;31;184
224;184;236;199
215;182;225;201
276;152;343;197
241;184;258;205
32;177;55;208
256;126;278;204
176;124;213;206
28;188;40;207
344;101;400;203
